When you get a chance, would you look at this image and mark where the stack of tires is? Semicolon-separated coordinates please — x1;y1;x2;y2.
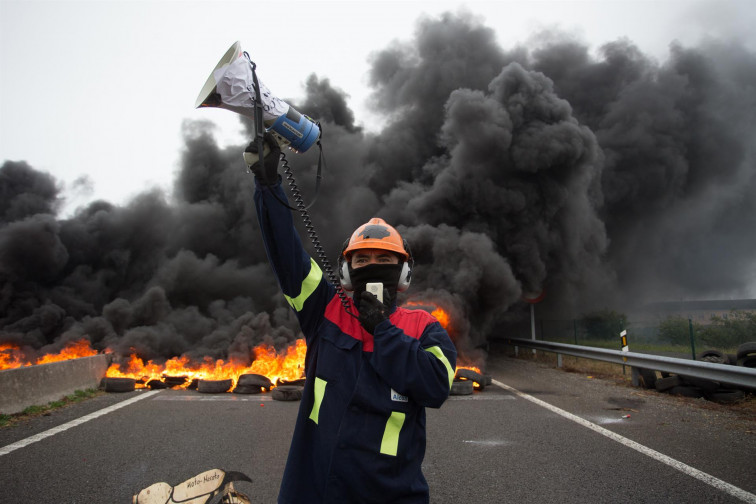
450;368;492;396
634;342;755;404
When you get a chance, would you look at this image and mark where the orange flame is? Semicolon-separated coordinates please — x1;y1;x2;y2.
404;301;451;330
0;342;27;370
402;301;481;375
0;339;98;370
106;338;307;388
36;339;98;365
456;364;482;374
431;307;450;329
1;336;308;392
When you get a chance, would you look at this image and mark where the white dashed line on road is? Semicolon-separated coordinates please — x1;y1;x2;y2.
492;379;756;504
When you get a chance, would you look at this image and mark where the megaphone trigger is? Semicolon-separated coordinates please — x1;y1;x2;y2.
243;136;272;168
243;132;282;185
242;149;265;170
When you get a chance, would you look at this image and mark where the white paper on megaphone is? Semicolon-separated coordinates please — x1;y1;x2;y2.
213;57;289;122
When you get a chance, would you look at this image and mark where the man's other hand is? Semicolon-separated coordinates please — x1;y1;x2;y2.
358;289;390;334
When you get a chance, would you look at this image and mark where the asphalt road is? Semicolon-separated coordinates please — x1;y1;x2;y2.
1;347;754;503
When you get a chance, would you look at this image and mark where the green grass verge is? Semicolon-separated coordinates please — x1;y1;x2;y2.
1;388;103;428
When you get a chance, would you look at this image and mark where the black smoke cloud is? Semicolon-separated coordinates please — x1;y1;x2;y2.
2;12;755;368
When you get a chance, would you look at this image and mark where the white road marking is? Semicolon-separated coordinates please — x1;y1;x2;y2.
492;379;756;504
155;394;276;401
462;439;510;447
447;394;515;401
0;390;160;457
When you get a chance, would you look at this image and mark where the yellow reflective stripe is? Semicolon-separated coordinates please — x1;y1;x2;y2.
309;377;327;424
380;411;406;456
424;346;455;390
284;259;323;312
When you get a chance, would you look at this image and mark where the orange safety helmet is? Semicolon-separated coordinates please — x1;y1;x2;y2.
342;218;409;261
338;217;414;292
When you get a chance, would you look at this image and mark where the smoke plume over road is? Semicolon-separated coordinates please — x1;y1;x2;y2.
2;12;755;365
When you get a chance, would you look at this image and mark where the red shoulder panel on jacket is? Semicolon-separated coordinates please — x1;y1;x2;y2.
324;301;438;352
390;307;437;341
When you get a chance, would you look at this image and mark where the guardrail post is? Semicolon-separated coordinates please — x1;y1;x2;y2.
631;367;640;387
557;353;563;368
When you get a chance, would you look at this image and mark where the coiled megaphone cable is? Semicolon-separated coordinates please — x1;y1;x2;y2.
279;154;355;316
246;54;355;316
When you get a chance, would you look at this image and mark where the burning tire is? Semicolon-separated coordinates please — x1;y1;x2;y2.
450;379;474;396
278;378;306;387
146;379;168;390
197;379;233;394
234;374;273;394
272;385;303;401
233;385;265;394
100;377;135;393
163;375;188;388
455;368;486;390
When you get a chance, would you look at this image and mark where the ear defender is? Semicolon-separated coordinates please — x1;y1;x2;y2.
397;239;413;292
338;239;353;291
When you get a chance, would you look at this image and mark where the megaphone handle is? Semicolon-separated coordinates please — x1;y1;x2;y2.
245;53;271;187
244;53;266;142
242;142;271;168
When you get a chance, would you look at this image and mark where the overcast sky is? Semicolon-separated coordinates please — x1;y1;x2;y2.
2;0;754;215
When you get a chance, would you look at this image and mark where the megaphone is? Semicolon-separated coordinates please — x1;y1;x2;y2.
195;41;320;153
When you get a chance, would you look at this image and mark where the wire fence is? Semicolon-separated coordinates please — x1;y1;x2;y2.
514;317;754;360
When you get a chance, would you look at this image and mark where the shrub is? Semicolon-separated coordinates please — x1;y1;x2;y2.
698;310;756;348
659;317;696;345
580;310;627;341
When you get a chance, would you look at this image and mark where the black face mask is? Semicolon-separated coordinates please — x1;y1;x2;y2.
349;263;403;308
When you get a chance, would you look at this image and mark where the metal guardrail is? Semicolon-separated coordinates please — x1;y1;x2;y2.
505;338;756;389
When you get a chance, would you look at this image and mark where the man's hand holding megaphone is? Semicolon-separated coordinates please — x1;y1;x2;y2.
244;133;282;185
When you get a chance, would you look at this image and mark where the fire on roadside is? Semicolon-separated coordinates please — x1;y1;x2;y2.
0;337;307;389
1;302;482;389
106;339;307;389
0;339;99;370
403;301;483;377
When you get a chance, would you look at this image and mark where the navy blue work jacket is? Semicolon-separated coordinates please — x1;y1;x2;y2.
253;180;457;504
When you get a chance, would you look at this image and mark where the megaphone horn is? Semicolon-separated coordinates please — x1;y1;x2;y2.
195;41;320;153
